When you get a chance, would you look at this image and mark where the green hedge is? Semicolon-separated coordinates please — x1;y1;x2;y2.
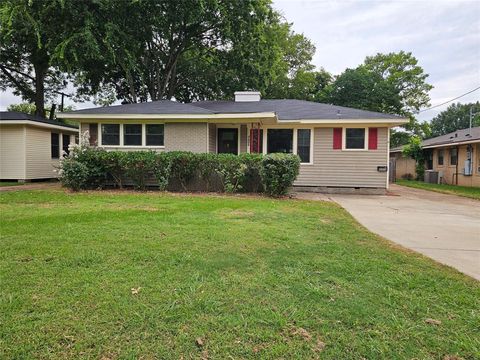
59;146;300;196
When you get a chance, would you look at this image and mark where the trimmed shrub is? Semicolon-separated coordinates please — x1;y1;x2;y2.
239;153;263;192
120;151;156;190
197;153;219;191
102;151;127;188
154;153;172;191
167;151;198;191
59;157;90;191
59;147;301;196
260;153;300;196
216;154;247;193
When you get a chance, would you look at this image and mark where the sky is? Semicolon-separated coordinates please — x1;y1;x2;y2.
1;0;479;122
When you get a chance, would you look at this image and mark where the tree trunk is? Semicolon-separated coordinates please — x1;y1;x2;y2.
34;64;46;117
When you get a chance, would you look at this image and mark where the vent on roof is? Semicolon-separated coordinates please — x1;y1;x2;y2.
234;91;261;102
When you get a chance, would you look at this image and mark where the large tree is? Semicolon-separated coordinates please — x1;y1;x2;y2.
429;102;480;137
320;51;433;147
73;0;317;104
0;0;101;116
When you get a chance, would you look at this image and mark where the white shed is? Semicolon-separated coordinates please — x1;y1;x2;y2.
0;111;78;181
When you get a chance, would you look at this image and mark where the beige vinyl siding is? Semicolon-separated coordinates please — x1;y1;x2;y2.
208;123;216;153
165;122;208;153
25;126;60;179
0;125;26;179
295;127;388;188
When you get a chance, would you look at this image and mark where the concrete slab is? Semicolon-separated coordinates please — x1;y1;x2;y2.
302;184;480;280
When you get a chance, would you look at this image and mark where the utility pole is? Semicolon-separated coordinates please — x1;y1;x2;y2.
470;106;473;130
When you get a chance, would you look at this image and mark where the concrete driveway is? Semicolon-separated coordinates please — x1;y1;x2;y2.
328;185;480;280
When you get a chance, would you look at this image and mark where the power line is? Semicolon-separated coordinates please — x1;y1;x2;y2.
418;85;480;113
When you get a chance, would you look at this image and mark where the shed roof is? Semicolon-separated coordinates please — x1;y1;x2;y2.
0;111;78;130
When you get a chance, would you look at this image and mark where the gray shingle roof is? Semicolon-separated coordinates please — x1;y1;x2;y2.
63;100;214;115
0;111;78;129
422;127;480;147
190;99;402;120
61;99;403;120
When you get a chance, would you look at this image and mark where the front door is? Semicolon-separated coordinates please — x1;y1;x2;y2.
217;128;238;154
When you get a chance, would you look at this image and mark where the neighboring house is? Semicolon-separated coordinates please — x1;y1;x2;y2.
390;126;480;187
0;112;78;182
58;91;407;193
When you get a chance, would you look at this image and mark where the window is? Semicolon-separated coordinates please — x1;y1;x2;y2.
345;128;366;149
438;149;444;166
426;150;433;170
101;124;120;145
62;134;70;155
124;124;142;146
146;124;164;146
450;148;458;166
267;129;293;153
297;129;311;163
51;133;59;159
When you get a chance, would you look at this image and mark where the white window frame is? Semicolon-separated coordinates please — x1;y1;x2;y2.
342;127;369;151
98;122;165;148
259;126;314;165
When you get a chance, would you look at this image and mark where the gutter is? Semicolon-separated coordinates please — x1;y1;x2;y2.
422;139;479;149
0;120;78;132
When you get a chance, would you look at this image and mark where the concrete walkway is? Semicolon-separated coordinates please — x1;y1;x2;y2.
299;185;480;280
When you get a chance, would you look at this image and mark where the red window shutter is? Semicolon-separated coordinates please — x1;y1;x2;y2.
333;128;342;149
368;128;378;150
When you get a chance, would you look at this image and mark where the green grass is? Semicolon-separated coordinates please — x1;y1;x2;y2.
396;179;480;200
0;181;23;187
0;190;478;359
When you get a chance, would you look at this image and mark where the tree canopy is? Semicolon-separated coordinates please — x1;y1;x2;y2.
318;51;433;147
429;102;480;137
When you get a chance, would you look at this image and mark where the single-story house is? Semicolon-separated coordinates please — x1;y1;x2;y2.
390;126;480;187
58;91;407;193
0;111;78;182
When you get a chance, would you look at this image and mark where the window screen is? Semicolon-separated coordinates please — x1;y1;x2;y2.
101;124;120;145
267;129;293;153
297;129;311;163
146;124;164;146
450;148;458;166
62;134;70;155
51;133;59;159
124;124;142;146
345;128;365;149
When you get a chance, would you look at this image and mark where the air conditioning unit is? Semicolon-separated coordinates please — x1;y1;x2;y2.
424;170;438;184
464;159;472;176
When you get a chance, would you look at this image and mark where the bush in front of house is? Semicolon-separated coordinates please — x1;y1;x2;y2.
260;153;301;196
59;146;300;196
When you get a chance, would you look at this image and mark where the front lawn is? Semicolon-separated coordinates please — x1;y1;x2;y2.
0;190;478;359
396;179;480;200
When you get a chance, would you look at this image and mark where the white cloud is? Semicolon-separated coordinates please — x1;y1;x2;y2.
274;0;480;121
